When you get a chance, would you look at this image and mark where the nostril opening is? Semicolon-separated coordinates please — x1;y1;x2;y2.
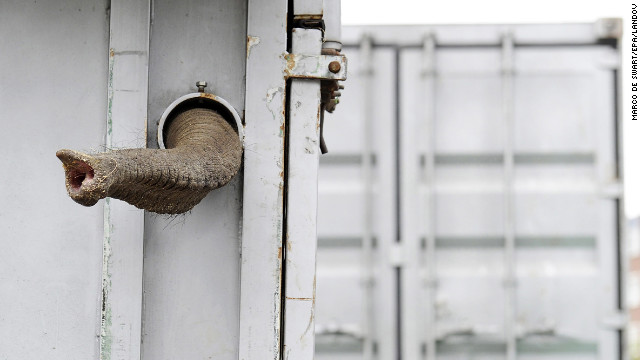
67;163;94;191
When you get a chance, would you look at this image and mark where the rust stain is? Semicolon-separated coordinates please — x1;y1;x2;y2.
285;54;295;70
277;246;282;260
284;53;295;73
278;183;284;208
321;48;340;56
246;35;260;59
316;107;321;131
109;48;114;57
285;297;313;301
311;274;317;309
199;93;217;100
294;13;323;20
286;236;291;252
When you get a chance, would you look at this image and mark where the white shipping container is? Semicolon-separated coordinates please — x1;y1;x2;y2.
316;21;624;360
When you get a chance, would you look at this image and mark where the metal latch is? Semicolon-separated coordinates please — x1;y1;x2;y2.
283;53;347;81
283;49;347;154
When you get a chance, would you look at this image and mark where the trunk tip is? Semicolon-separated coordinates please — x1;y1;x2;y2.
56;149;96;192
56;149;84;165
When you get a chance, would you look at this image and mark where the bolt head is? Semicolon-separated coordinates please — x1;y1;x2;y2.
196;81;207;89
328;61;341;74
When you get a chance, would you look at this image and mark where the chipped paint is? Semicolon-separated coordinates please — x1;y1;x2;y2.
281;28;324;359
246;35;260;59
199;92;219;101
100;198;113;360
100;45;116;360
265;87;285;140
281;53;347;81
284;53;295;71
106;48;115;144
304;136;317;154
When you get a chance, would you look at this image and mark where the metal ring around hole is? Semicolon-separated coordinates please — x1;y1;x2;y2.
157;93;244;150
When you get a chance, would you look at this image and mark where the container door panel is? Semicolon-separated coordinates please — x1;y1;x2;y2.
316;44;398;360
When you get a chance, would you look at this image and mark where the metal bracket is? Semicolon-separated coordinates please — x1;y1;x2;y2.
283;53;347;81
283;28;348;154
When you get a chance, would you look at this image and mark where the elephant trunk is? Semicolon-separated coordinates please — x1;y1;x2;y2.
56;108;242;214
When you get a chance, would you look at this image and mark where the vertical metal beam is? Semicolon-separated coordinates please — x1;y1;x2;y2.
421;33;437;360
323;0;342;52
101;1;150;359
501;32;517;360
360;34;377;360
593;58;622;359
239;0;288;359
282;27;323;360
294;0;323;19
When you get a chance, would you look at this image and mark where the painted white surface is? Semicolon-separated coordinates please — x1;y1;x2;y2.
0;1;109;359
341;0;638;219
100;1;149;359
239;0;289;359
318;22;623;359
283;27;323;360
141;1;247;359
316;43;398;360
2;1;331;359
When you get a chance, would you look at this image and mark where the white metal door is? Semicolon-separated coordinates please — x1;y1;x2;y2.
317;22;623;360
0;2;109;359
316;39;399;360
1;1;330;359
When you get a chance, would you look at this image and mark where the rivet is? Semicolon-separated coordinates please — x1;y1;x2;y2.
328;61;341;74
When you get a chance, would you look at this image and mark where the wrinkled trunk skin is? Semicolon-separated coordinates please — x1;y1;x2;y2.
56;108;242;214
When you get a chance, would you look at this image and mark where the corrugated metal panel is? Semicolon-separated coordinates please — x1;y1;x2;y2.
317;23;623;360
316;39;398;360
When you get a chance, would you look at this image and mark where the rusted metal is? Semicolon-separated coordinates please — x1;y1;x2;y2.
282;27;323;360
328;60;341;73
282;53;347;81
